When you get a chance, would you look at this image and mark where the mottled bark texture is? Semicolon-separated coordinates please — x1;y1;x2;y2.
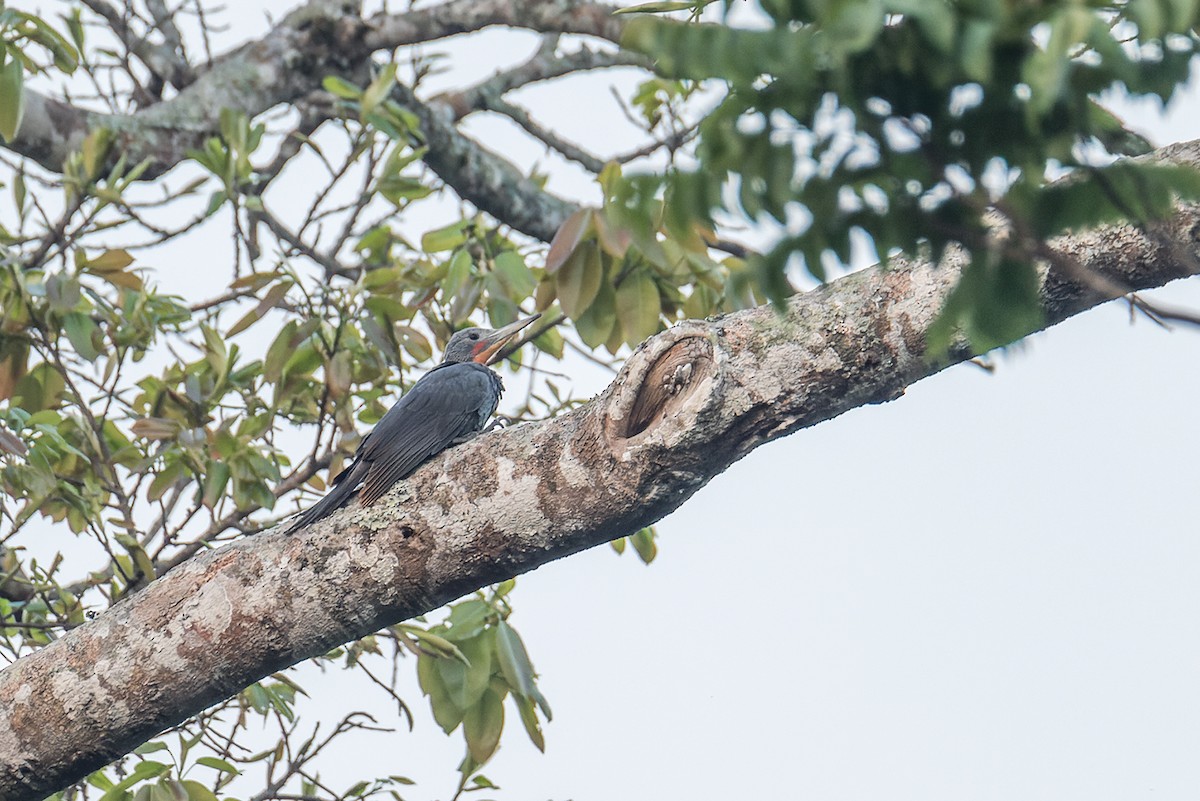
0;197;1197;798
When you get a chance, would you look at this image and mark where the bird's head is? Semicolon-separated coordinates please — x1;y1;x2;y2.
442;314;542;365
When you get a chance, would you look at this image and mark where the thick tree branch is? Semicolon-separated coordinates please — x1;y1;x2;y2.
6;0;628;183
393;82;577;240
0;170;1196;796
11;1;365;177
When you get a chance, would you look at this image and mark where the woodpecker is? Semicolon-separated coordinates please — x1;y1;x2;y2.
287;314;540;532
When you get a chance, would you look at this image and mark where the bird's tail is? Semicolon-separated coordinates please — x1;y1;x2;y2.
285;459;369;533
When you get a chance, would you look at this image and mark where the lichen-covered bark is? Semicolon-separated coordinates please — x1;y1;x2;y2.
405;88;577;241
0;199;1195;799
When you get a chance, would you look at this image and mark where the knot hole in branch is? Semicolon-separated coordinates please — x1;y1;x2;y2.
617;336;714;439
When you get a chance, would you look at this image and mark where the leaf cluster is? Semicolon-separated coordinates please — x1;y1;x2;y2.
405;584;552;787
619;0;1200;351
538;165;765;356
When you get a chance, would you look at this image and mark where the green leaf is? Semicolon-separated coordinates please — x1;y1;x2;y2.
556;242;604;319
282;338;323;385
45;273;81;312
361;63;398;116
114;532;156;581
594;211;632;258
493;251;536;300
363;296;412;326
11;362;65;412
1162;0;1200;29
179;781;218;801
9;11;79;71
226;280;292;337
98;761;170;801
395;325;433;362
443;599;489;642
64;8;87;53
146;459;186;502
11;167;25;213
88;770;116;792
463;687;505;764
967;259;1043;351
96;269;144;292
1129;0;1165;39
545;209;593;273
402;626;470;663
324;350;353;398
80;128;114;180
242;682;271;714
437;634;491;711
63;312;100;362
821;0;884;53
622;17;813;83
1023;7;1093;115
494;620;549;721
83;249;134;273
417;653;466;734
0;52;25;143
927;254;1044;355
1030;163;1200;239
322;75;362;100
264;320;299;384
130;417;180;441
422;220;468;253
957;19;995;82
443;248;473;299
154;781;187;801
615;271;661;346
203;190;226;218
451;277;485;325
513;693;545;752
201;461;231;510
891;0;956;53
462;634;494;704
194;756;239;775
574;275;616;349
534;325;565;359
630;526;658;564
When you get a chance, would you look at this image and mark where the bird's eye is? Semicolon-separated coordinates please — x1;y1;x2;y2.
469;333;479;340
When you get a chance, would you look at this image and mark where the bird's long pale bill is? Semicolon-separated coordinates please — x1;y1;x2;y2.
477;314;542;365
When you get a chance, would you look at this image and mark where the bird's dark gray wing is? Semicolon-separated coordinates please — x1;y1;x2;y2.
357;364;497;505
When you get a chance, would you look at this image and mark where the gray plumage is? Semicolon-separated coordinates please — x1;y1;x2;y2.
286;317;537;533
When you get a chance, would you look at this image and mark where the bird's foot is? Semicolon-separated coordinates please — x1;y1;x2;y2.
485;414;516;433
450;417;517;446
